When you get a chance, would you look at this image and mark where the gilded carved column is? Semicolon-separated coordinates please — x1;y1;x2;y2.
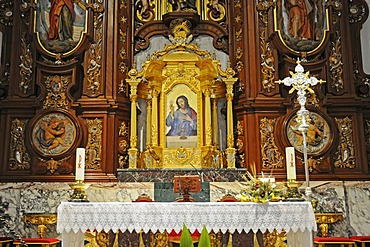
151;89;159;146
146;95;152;147
126;68;141;169
212;98;219;147
204;88;212;146
224;76;237;168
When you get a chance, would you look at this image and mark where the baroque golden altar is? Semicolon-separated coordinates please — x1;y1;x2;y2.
126;19;238;169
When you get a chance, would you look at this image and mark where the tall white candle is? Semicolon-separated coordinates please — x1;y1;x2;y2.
286;147;296;180
219;129;222;151
75;148;85;181
140;127;144;152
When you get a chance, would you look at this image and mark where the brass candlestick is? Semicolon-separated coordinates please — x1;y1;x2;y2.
284;179;304;201
69;180;90;202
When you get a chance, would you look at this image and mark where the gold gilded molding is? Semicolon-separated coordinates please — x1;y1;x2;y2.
43;75;70;109
150;231;168;247
329;32;344;93
260;117;284;169
118;29;128;94
207;0;226;22
119;121;129;137
19;34;33;94
263;230;287;247
84;231;110;247
86;118;103;170
237;120;244;136
9;118;30;170
135;0;155;23
333;117;355;169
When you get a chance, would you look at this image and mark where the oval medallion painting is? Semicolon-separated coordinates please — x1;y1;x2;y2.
34;0;88;55
31;111;76;157
275;0;329;53
287;112;331;155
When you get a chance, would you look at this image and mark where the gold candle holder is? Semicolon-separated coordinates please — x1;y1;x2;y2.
69;180;90;202
283;179;304;201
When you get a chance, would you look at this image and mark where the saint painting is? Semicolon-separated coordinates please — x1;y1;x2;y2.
275;0;328;52
35;0;87;54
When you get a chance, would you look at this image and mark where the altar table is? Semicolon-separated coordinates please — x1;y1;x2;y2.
57;201;317;247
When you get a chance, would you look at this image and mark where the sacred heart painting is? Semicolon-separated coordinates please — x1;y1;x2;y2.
274;0;329;53
34;0;88;55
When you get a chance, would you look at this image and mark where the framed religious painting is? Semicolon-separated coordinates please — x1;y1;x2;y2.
28;109;81;158
33;0;91;57
274;0;329;53
285;110;334;155
165;84;199;149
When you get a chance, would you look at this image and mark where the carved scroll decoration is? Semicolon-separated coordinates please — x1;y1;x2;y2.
207;0;227;24
0;0;13;26
134;0;154;25
353;60;370;98
333;117;355;169
326;0;342;25
86;0;104;96
263;230;287;247
257;0;275;94
9;118;30;170
86;118;103;170
237;120;244;136
328;32;344;93
348;0;367;23
43;75;70;109
118;121;129;168
260;117;284;169
19;34;33;94
38;157;67;174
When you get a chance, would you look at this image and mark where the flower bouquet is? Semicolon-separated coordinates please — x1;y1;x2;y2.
237;163;282;203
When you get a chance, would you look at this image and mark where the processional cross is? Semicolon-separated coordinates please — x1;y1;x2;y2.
276;59;325;201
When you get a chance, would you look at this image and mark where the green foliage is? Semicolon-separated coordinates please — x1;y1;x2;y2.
180;224;194;247
198;225;211;247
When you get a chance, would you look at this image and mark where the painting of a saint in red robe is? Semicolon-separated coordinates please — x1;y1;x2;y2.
35;0;87;54
275;0;328;52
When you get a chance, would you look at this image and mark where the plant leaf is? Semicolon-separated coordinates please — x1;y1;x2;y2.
198;225;211;247
180;224;194;247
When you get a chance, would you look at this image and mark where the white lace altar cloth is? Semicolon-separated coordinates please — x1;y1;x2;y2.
57;201;317;247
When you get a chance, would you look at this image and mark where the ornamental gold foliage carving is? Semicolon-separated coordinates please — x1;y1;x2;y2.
260;117;283;169
257;0;276;94
43;75;70;109
333;117;355;169
86;0;104;96
329;32;344;93
9;118;30;170
86;118;103;170
19;34;33;94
